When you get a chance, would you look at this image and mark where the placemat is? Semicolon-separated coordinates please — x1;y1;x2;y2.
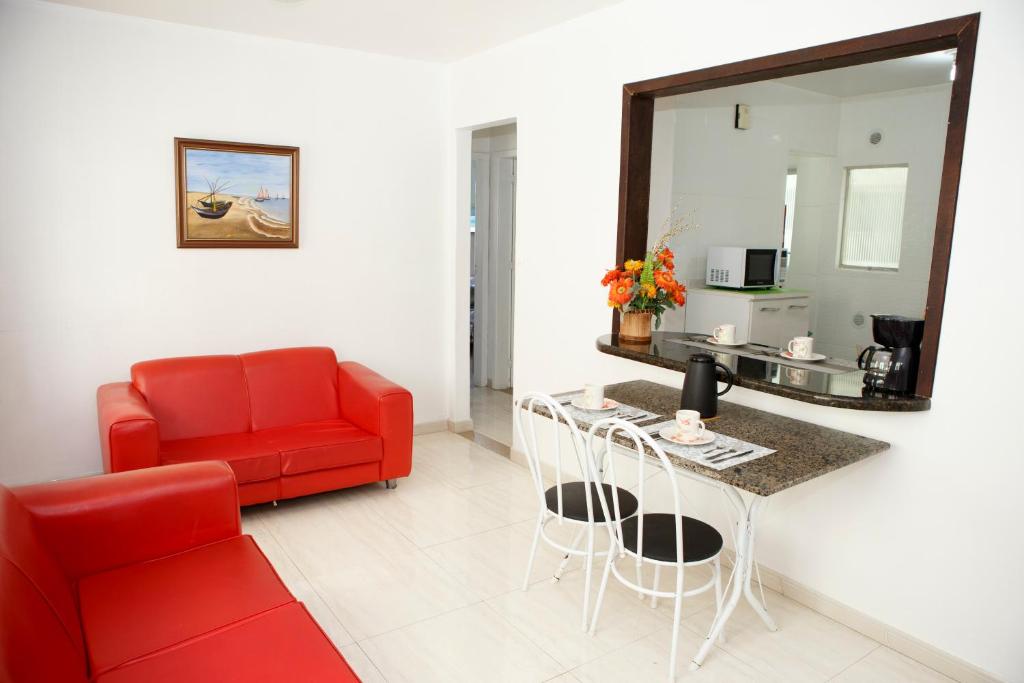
643;420;776;471
554;393;660;426
666;337;856;374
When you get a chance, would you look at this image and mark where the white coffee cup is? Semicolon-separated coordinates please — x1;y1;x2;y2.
675;409;706;440
712;324;736;344
582;384;605;409
788;336;814;359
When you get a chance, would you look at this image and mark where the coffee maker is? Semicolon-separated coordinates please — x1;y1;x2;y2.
857;314;925;394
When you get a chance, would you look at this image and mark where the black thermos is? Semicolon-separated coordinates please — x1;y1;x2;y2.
680;353;735;418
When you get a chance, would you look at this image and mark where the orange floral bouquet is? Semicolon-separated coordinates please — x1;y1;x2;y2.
602;247;685;330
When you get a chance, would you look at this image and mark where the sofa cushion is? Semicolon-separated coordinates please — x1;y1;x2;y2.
0;487;85;659
78;535;293;675
241;347;340;431
132;355;251;440
95;603;359;683
258;420;383;476
160;433;281;484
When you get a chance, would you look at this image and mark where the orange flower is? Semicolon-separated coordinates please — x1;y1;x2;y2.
607;277;634;307
672;286;686;306
601;268;623;286
653;269;676;291
658;247;674;262
623;259;644;274
641;283;657;299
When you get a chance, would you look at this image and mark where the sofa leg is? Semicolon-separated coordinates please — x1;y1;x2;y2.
272;500;278;507
385;479;398;490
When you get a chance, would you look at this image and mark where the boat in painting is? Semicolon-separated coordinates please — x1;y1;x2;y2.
191;201;233;219
255;186;270;202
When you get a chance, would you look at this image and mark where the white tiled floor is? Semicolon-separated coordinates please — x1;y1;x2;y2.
470;386;514;446
241;432;951;682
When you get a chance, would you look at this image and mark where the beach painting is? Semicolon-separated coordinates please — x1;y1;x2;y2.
175;138;299;248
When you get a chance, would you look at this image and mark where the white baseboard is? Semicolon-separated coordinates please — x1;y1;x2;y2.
447;419;474;433
413;420;448;435
510;448;1000;683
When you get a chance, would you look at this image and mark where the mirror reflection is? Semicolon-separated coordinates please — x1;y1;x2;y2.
648;50;955;378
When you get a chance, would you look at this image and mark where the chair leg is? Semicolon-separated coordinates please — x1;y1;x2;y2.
554;525;586;581
713;556;726;644
668;568;685;681
581;525;595;631
522;515;543;591
588;546;614;635
650;563;662;608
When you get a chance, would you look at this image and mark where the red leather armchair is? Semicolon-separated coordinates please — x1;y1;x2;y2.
1;462;359;682
96;347;413;506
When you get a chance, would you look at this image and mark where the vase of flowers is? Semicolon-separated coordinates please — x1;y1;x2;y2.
602;226;688;343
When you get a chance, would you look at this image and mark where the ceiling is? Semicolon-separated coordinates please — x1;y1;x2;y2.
777;51;956;97
43;0;623;62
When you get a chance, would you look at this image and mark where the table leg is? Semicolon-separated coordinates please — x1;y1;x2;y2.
691;492;775;670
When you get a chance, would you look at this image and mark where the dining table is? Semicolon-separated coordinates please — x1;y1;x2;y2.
530;379;890;669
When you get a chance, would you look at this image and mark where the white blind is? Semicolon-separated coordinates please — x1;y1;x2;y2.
839;166;908;270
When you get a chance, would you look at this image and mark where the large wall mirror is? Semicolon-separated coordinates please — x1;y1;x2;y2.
614;15;979;398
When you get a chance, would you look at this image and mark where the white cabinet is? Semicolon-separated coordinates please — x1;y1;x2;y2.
683;288;812;349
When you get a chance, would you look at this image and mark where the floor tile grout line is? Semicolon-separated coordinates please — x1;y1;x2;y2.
254;507;361;647
347;640;390;682
825;643;883;682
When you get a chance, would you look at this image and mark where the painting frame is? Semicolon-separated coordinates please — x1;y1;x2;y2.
175;137;300;248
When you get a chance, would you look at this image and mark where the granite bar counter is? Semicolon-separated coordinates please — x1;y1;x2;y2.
597;332;930;412
538;380;890;497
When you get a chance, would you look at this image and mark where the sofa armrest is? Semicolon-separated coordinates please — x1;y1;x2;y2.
97;382;160;472
337;361;413;480
12;461;241;580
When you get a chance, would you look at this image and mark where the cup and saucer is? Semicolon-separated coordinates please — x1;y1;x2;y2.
571;384;620;412
659;410;716;446
782;336;826;362
705;323;746;347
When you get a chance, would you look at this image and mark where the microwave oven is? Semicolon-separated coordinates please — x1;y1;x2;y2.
705;246;781;289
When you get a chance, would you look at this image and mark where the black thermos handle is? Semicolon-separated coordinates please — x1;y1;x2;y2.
857;346;875;370
715;362;734;396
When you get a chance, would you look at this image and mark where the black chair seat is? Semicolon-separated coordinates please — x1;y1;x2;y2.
544;482;639;522
620;513;723;563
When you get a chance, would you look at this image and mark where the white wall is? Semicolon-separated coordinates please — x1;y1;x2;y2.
450;0;1024;679
0;0;448;484
787;85;952;359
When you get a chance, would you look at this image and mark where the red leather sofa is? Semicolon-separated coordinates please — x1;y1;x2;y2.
0;461;359;682
97;347;412;506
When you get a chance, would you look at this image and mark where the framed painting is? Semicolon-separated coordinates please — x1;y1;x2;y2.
175;138;299;248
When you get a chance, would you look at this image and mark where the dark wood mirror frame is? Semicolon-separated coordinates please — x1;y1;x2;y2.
613;14;980;398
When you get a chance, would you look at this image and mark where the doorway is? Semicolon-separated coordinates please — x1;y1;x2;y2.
468;123;517;449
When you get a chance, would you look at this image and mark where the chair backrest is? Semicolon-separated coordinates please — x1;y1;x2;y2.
514;392;599;521
587;418;686;565
0;486;88;683
131;354;251;441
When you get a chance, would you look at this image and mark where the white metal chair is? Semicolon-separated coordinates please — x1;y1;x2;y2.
516;392;640;631
587;417;725;680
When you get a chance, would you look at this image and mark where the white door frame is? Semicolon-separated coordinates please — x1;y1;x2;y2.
450;119;516;433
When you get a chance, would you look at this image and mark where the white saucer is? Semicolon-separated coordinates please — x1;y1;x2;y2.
705;337;747;347
781;350;827;362
659;426;716;446
571;398;620;412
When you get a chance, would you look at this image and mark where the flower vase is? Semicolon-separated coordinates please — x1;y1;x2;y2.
620;311;653;343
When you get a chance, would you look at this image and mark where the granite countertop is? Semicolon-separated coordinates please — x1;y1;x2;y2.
597;332;931;412
536;380;890;497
